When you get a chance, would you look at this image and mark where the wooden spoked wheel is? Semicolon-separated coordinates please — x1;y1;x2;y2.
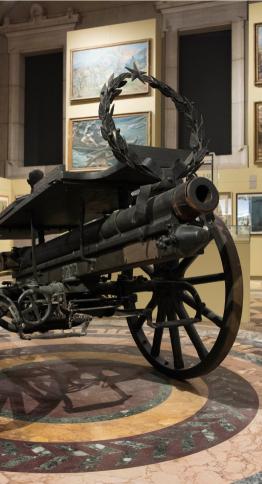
126;217;243;380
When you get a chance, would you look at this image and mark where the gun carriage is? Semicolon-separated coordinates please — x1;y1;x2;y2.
0;68;243;380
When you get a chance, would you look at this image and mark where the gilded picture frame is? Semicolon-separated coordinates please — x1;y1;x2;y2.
255;23;262;85
68;112;151;171
255;102;262;162
70;39;150;101
255;102;262;163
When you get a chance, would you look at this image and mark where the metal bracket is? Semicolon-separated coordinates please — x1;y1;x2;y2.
79;199;96;266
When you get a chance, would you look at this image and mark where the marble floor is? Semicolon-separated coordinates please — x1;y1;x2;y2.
0;317;260;484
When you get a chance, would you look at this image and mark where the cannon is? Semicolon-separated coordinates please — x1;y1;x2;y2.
0;67;243;380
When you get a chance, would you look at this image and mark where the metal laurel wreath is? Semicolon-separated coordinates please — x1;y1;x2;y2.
98;63;209;180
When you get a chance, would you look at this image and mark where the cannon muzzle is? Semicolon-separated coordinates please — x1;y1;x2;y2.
172;177;219;222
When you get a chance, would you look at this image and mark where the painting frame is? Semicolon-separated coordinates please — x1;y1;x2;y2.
255;23;262;86
236;192;262;234
68;112;151;171
255;102;262;163
70;39;150;102
215;192;232;228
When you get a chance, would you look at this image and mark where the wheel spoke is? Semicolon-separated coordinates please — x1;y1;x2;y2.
151;327;164;357
202;307;223;328
167;306;184;369
151;303;165;357
177;303;208;361
184;273;225;285
182;293;223;328
176;256;198;276
30;295;41;321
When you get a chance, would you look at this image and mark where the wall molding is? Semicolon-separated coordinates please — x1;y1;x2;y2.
159;0;248;168
0;4;79;178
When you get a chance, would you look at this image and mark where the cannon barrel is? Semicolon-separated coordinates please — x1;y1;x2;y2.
1;177;219;274
101;177;219;238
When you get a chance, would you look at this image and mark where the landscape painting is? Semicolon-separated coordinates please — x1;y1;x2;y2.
69;113;150;170
71;40;149;100
255;24;262;85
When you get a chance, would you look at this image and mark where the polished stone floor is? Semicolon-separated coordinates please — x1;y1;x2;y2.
0;317;260;484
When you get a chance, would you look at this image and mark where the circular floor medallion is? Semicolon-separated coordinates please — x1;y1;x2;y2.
0;343;258;473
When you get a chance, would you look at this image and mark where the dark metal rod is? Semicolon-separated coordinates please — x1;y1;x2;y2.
184;273;225;285
182;293;223;328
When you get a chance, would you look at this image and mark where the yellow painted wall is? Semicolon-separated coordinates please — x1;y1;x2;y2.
11;179;30;199
246;2;262;277
0;178;29;252
65;18;161;168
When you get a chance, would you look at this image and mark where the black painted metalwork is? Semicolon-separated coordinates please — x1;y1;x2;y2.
0;68;243;379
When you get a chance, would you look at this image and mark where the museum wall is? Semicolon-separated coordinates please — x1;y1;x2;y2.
0;1;258;326
246;2;262;278
65;18;161;170
0;1;159;179
0;35;8;178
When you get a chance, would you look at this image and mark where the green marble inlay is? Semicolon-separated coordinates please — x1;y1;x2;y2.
38;456;68;471
181;433;196;451
219;418;236;432
88;443;118;455
1;441;18;456
30;445;52;456
233;472;262;484
201;428;217;442
3;455;35;468
80;454;101;470
231;350;262;366
153;439;170;459
114;440;149;450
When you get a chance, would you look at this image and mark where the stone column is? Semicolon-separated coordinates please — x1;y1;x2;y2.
164;27;178;149
231;20;246;163
62;46;66;164
0;35;9;177
7;52;25;171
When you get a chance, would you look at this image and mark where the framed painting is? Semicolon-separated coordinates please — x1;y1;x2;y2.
215;192;232;227
236;193;262;234
68;112;151;171
255;102;262;162
0;196;8;213
71;40;150;101
255;23;262;85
